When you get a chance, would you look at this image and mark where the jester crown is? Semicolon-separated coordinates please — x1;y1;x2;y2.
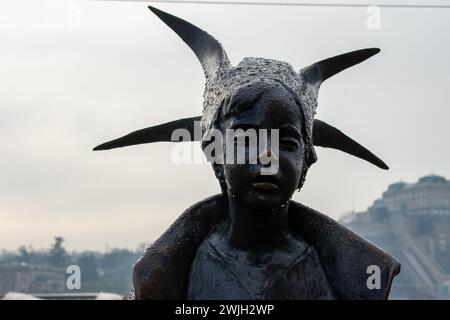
94;6;388;171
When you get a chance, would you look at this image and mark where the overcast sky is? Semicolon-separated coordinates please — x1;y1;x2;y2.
1;0;449;251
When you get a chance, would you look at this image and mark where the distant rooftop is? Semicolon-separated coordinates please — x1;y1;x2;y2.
386;174;449;192
367;174;450;215
387;181;407;191
418;175;447;184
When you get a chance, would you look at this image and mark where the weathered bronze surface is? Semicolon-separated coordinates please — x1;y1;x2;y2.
94;6;400;300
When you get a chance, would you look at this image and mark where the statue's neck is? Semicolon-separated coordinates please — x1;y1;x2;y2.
226;195;290;251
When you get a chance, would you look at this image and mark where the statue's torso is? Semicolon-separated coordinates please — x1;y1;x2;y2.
188;222;335;300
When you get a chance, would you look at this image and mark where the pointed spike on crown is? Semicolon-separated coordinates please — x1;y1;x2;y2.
299;48;380;85
313;119;389;170
148;6;230;79
93;116;202;151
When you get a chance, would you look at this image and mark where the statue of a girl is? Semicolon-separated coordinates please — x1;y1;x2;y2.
94;6;400;300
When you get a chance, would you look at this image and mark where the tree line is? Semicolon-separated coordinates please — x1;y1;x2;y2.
0;237;146;296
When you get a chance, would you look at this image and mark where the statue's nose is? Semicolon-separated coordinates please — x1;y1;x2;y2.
259;142;278;162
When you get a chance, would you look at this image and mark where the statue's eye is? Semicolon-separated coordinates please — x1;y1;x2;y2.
280;138;299;151
233;136;254;154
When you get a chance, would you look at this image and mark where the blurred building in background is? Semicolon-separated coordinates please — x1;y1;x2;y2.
0;238;143;299
0;262;65;294
342;174;450;299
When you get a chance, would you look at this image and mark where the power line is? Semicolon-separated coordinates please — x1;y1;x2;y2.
95;0;450;9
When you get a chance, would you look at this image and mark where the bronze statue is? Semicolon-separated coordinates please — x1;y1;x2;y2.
94;6;400;300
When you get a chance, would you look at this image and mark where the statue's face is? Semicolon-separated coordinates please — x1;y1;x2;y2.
218;85;306;210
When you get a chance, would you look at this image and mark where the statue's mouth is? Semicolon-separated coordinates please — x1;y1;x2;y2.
252;182;278;191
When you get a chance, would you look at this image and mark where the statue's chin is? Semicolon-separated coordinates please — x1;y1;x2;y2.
237;191;290;212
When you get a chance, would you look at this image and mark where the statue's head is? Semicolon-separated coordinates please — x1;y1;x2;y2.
93;6;390;203
203;78;310;210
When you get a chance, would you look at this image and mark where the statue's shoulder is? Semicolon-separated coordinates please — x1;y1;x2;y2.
288;200;401;300
132;194;226;300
